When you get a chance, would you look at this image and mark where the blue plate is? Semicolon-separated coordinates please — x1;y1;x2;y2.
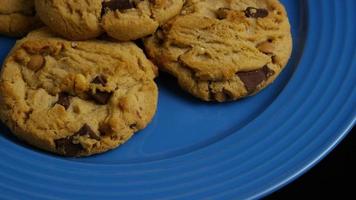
0;0;355;199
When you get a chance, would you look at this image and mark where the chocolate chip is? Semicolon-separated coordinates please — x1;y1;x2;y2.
245;7;269;18
129;123;137;129
134;39;145;49
155;28;166;44
55;138;83;156
56;92;70;110
216;8;230;20
91;75;108;86
23;9;37;17
208;81;214;100
102;0;137;15
237;66;274;93
90;91;113;105
76;124;101;140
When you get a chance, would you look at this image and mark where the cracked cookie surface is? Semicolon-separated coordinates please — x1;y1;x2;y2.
0;0;41;37
34;0;184;41
0;28;158;156
145;0;292;102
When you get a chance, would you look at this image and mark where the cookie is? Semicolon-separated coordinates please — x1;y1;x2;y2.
0;0;41;37
0;28;158;157
34;0;184;41
145;0;293;102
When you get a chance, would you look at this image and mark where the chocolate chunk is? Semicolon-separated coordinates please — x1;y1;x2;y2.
237;66;274;93
55;124;101;155
55;138;83;156
76;124;101;140
102;0;137;15
245;7;269;18
56;92;70;110
91;75;108;86
90;91;113;105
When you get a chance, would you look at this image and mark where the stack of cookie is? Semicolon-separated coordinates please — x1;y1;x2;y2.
0;0;292;156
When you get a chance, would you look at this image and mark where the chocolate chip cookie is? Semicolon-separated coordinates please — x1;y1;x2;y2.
145;0;293;102
0;28;158;156
35;0;184;41
0;0;41;37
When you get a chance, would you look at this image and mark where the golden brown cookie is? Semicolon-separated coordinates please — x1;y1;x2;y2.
145;0;293;102
0;0;41;37
35;0;184;41
0;28;158;156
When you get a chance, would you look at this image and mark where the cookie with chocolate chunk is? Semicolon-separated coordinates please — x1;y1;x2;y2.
145;0;292;102
0;0;42;37
0;28;158;156
34;0;184;41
